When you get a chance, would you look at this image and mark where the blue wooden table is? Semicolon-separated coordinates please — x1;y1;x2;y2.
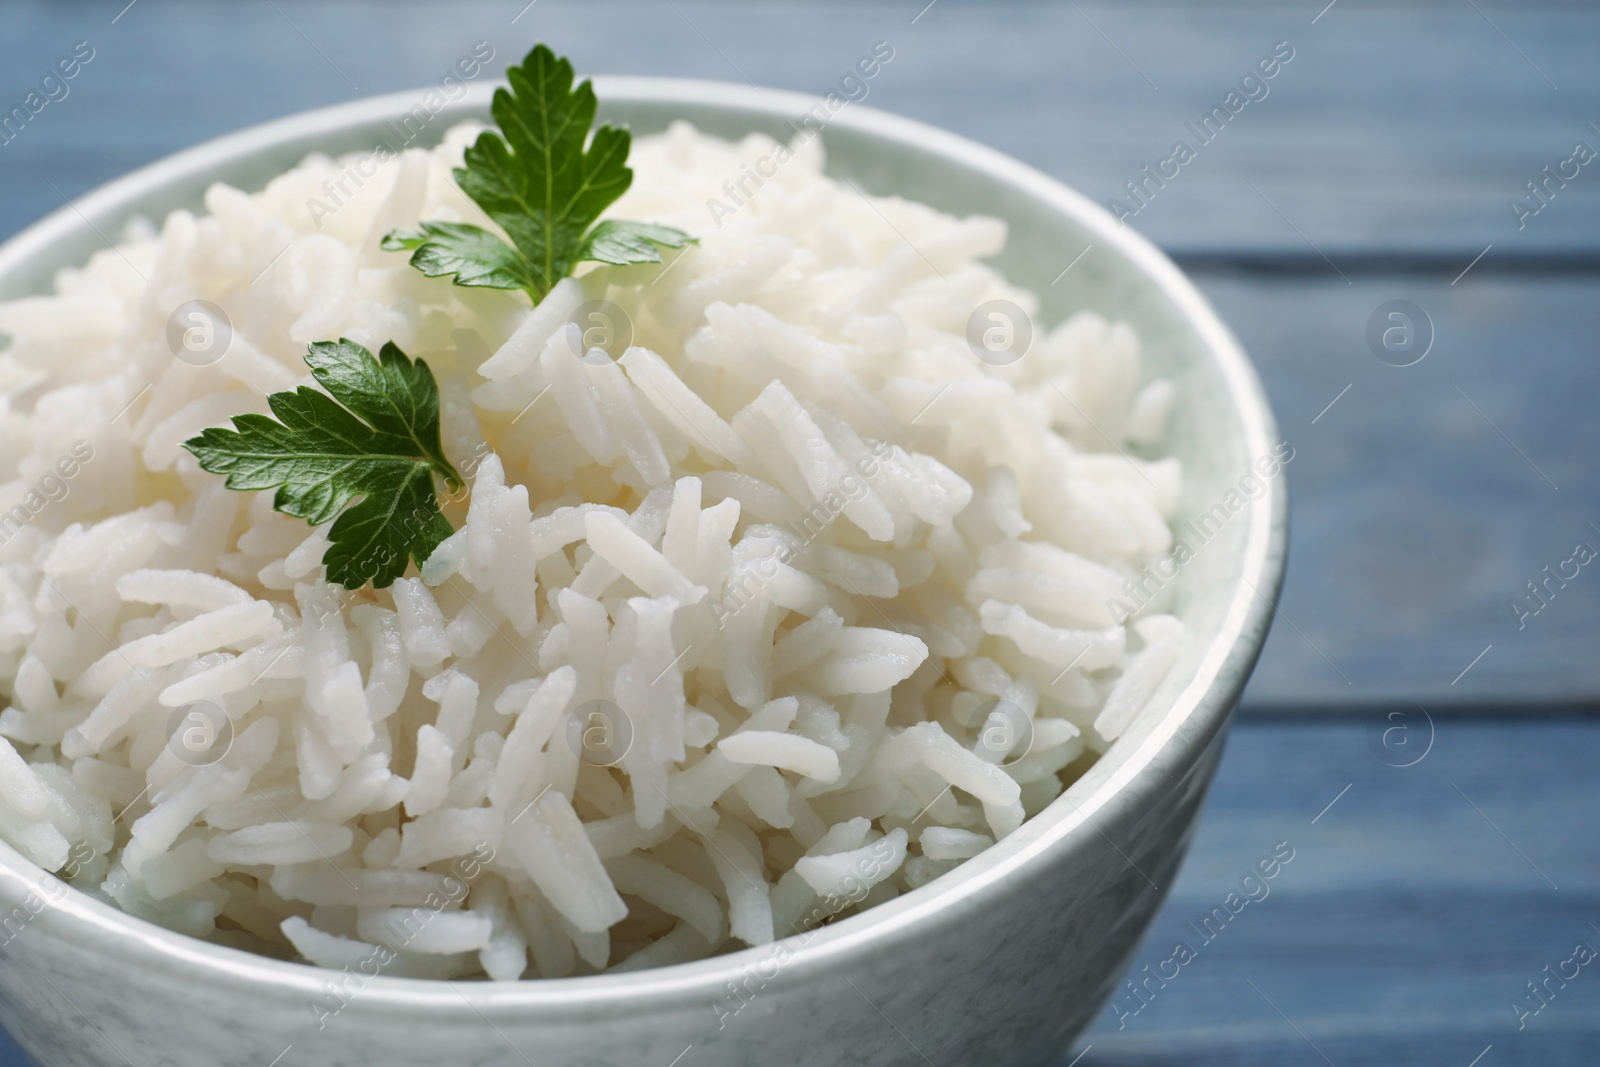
1;1;1596;1064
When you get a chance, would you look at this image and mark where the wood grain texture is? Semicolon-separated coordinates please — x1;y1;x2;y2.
1197;273;1600;707
1;1;1598;257
1073;717;1600;1066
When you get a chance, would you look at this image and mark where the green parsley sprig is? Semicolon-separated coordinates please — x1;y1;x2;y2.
189;45;693;590
382;43;695;303
184;340;460;590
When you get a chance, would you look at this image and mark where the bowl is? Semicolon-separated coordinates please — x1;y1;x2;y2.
0;77;1286;1067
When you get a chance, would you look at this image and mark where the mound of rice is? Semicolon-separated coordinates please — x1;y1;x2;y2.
0;119;1185;979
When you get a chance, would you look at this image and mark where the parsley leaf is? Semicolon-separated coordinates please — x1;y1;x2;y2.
183;339;462;590
383;43;695;303
578;219;700;265
380;222;542;292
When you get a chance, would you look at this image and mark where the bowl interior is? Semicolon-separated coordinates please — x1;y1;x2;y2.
0;78;1283;1007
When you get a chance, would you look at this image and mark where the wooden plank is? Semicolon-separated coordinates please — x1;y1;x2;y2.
2;2;1599;257
1194;273;1600;707
0;1016;23;1064
1071;716;1600;1066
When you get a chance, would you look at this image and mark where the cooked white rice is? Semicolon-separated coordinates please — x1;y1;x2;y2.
0;118;1185;978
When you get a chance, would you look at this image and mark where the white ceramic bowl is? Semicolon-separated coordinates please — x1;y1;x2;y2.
0;78;1286;1067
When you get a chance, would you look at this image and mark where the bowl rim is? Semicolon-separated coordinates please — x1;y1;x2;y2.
0;75;1285;1018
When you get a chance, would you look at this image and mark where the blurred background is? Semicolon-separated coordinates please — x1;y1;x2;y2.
2;1;1597;1063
